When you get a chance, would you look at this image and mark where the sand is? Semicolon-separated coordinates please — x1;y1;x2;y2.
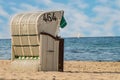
0;60;120;80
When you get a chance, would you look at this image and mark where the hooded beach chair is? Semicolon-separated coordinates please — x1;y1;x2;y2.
10;10;67;71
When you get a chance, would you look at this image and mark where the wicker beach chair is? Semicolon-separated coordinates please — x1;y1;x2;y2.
10;10;66;71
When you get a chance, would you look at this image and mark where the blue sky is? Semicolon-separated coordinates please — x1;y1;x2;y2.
0;0;120;38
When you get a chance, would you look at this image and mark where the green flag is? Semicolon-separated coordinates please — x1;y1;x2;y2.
60;16;67;28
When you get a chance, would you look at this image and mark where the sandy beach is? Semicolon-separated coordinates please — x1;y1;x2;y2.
0;60;120;80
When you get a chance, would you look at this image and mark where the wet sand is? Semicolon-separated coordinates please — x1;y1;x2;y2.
0;60;120;80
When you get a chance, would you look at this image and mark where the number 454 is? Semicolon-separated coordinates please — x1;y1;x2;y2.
43;12;57;22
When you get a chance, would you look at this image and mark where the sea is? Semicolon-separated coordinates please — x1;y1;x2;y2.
0;37;120;61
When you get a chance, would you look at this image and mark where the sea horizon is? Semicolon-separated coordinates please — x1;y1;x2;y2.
0;37;120;61
1;36;120;39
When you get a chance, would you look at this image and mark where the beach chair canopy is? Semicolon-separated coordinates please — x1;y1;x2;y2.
11;10;64;57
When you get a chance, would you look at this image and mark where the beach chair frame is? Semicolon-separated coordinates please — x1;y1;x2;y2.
10;10;65;71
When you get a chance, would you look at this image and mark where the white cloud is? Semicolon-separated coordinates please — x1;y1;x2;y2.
91;3;120;37
20;3;39;11
115;0;120;8
9;2;16;6
11;3;40;13
0;24;10;39
11;7;23;13
93;6;111;15
98;0;108;4
37;0;52;4
68;0;89;9
0;32;10;39
0;19;3;23
0;6;10;38
0;6;9;18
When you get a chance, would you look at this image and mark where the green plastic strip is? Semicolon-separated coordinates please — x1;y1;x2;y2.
16;56;40;60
